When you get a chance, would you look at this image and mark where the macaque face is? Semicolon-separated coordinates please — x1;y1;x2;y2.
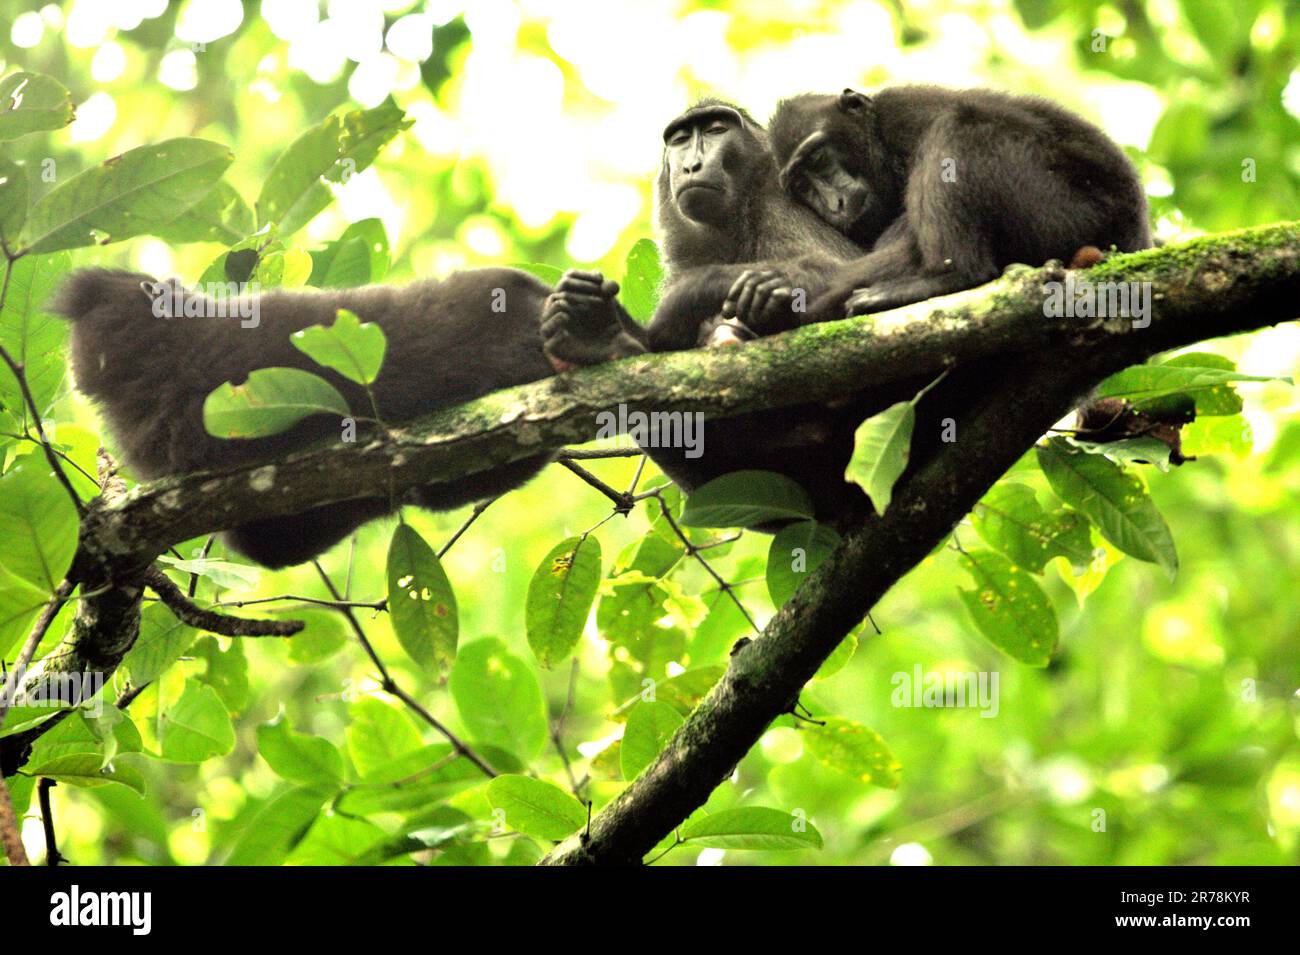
781;135;871;233
662;106;751;226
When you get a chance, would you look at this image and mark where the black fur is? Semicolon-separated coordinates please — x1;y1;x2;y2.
53;267;557;566
543;101;880;525
769;85;1153;317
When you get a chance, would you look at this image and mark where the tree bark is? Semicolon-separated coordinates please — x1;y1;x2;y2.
2;223;1298;860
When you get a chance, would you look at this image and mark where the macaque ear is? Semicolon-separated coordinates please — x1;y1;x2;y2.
839;89;871;113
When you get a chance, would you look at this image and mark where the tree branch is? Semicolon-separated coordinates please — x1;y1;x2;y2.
2;223;1297;819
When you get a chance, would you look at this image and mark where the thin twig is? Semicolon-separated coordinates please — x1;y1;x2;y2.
144;566;304;637
187;535;216;599
551;659;584;798
648;489;759;633
312;561;497;777
438;497;499;558
557;458;635;514
215;594;387;612
38;778;63;866
557;447;645;460
0;579;74;727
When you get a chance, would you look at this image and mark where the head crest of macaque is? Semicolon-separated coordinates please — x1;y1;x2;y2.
839;89;872;114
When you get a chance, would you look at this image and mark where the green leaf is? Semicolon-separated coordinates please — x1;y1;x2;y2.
680;807;823;851
0;72;75;141
386;524;459;677
224;785;337;866
1037;437;1178;579
449;637;547;762
972;483;1093;574
258;716;345;786
20;138;233;254
1095;359;1286;414
24;714;145;794
679;470;814;528
845;398;914;516
202;366;351;439
122;603;195;686
1070;436;1176;471
158;682;236;763
803;716;901;786
287;813;389;866
621;700;684;780
766;520;840;606
0;574;50;659
0;157;28;245
958;548;1058;666
486;775;586;840
155;554;262;590
0;460;79;591
291;308;387;386
813;630;859;680
193;636;250;712
621;238;662;322
0;251;72;427
526;536;601;668
285;609;348;665
151;179;254;245
309;218;389;288
330;98;413;182
346;698;423;777
257;100;411;236
256;117;343;235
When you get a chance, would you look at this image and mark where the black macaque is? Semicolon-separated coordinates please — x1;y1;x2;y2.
54;267;566;567
769;85;1152;317
543;101;890;524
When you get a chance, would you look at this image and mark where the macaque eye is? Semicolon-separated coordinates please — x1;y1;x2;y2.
707;122;730;135
667;130;690;146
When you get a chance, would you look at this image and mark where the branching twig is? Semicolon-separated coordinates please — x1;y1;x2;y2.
312;562;498;778
143;566;305;637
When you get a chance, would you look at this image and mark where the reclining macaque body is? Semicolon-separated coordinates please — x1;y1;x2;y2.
54;267;557;567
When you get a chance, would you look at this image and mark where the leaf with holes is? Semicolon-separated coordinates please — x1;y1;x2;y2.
386;524;459;678
526;536;601;668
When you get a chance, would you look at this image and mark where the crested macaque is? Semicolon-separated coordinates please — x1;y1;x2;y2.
543;101;888;521
54;266;574;567
768;86;1152;317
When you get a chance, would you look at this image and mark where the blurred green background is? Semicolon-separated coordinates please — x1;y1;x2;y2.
1;0;1298;866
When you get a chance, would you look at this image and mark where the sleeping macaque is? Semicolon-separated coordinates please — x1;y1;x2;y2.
54;267;579;567
542;101;895;522
768;86;1152;317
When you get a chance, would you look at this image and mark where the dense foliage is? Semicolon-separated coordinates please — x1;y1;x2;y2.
0;0;1298;866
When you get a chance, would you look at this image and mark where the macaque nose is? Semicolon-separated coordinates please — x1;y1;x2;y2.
835;196;846;212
